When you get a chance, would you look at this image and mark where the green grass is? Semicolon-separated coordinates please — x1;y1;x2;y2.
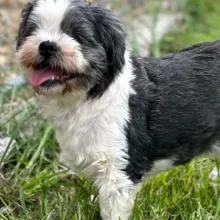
159;0;220;54
0;87;220;220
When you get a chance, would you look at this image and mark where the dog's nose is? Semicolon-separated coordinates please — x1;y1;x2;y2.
39;41;58;57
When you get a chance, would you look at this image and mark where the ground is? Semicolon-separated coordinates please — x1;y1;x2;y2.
1;0;220;219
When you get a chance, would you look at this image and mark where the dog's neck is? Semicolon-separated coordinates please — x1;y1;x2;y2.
36;89;87;126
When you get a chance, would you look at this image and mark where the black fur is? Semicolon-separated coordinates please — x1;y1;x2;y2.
61;5;125;98
89;6;125;98
125;41;220;183
16;1;38;50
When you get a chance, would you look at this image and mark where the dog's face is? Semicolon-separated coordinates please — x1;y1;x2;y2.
17;0;125;97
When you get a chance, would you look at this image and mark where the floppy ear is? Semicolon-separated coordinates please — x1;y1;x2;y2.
92;6;126;75
16;2;35;50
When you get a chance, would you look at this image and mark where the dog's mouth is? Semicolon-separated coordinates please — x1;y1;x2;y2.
28;68;82;88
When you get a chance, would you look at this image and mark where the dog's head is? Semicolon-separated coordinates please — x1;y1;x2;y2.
17;0;125;97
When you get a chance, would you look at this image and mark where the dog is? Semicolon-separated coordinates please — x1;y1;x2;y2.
16;0;220;219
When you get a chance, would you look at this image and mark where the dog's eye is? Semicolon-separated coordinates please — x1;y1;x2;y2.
73;34;95;47
17;21;37;49
74;35;87;44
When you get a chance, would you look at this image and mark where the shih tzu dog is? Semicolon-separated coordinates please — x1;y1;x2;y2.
16;0;220;219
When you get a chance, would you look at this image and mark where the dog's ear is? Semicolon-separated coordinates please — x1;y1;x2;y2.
16;2;35;50
91;6;126;74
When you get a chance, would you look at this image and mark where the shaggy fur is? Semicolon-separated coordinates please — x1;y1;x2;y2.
17;0;220;219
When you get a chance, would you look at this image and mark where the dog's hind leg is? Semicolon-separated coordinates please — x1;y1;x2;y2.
208;141;220;161
208;141;220;181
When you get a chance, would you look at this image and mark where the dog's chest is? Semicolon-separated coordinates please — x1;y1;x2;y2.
38;91;131;178
56;103;121;174
59;103;129;177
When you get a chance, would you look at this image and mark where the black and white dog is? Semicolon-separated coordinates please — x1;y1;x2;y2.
17;0;220;219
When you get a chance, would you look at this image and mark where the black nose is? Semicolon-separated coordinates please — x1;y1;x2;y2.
39;41;58;57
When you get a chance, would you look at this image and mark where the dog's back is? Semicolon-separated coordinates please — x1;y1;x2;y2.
126;40;220;182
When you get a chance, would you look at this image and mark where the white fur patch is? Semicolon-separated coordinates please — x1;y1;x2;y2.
37;51;136;219
31;0;71;31
209;167;219;181
146;158;175;177
211;142;220;153
207;141;220;161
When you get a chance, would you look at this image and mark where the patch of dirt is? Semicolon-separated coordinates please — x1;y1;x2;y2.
0;1;27;83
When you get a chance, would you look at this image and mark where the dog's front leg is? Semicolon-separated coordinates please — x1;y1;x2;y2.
96;174;136;220
98;185;135;220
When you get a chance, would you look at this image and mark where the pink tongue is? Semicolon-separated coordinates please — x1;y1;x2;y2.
28;69;57;87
